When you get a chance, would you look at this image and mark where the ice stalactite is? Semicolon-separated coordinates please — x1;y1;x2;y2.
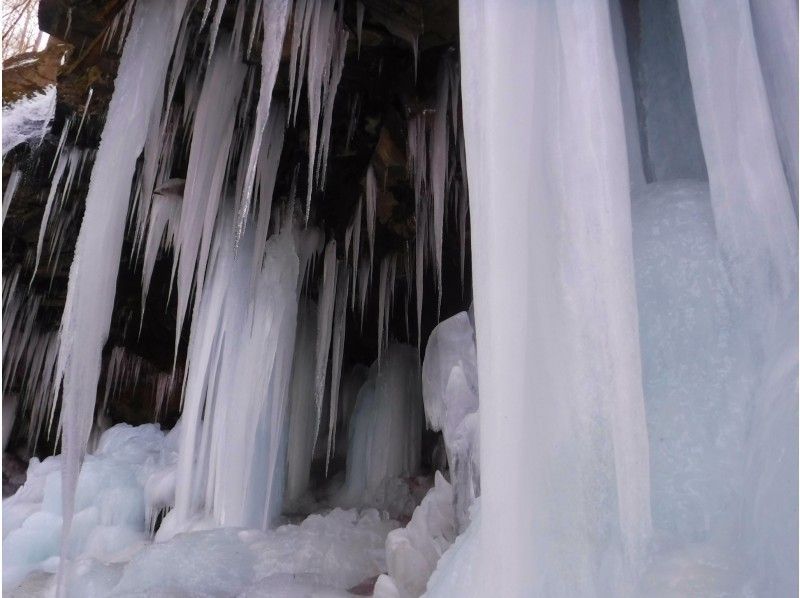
285;299;318;506
678;2;798;593
235;0;291;244
2;168;21;224
302;1;347;221
173;38;246;358
313;239;337;445
52;1;189;590
365;164;377;279
325;262;350;472
34;148;87;277
140;187;181;323
459;1;652;595
429;58;452;314
350;198;363;307
377;253;397;364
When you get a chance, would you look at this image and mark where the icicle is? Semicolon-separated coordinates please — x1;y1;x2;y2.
288;0;310;123
317;27;349;189
303;1;338;222
313;238;337;445
173;37;246;358
73;87;94;144
358;255;370;330
415;202;426;351
345;94;360;153
234;0;291;247
52;3;188;591
429;58;451;314
351;197;363;307
377;253;397;365
49;117;72;178
365;164;377;276
3;168;21;224
325;261;349;473
356;1;365;58
33;149;71;276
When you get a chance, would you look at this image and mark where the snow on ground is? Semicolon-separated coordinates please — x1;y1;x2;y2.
2;86;56;156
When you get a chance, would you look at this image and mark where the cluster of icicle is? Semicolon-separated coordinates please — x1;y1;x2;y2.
2;268;60;450
28;3;436;593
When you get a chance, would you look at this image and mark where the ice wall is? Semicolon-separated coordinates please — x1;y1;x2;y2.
459;1;652;595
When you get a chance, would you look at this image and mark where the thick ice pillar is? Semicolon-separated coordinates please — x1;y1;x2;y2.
678;0;797;309
678;2;798;594
749;0;798;214
459;1;651;596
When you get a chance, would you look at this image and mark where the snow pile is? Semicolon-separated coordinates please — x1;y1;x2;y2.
2;86;56;156
374;472;456;598
421;311;479;531
3;423;179;591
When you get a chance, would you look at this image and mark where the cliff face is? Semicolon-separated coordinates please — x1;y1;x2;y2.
2;0;469;456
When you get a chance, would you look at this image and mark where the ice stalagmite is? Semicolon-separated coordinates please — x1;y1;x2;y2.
52;0;187;590
459;1;651;595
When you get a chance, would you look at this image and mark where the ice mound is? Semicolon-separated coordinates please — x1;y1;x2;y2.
2;86;56;156
3;423;178;591
421;311;479;531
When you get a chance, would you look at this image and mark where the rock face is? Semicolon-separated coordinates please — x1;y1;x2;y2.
2;0;469;465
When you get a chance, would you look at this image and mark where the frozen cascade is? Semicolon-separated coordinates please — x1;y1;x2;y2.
2;86;56;156
458;1;652;595
52;0;188;589
173;211;299;532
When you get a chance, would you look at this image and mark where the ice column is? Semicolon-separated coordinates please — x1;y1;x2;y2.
53;0;187;587
678;2;798;593
459;1;652;595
